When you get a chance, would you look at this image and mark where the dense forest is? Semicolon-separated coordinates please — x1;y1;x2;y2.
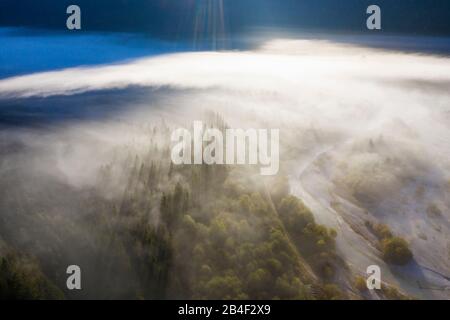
0;115;413;300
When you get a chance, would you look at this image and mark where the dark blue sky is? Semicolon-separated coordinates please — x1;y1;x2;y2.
1;1;449;127
1;0;450;38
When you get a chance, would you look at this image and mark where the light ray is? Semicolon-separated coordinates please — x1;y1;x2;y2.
192;0;227;49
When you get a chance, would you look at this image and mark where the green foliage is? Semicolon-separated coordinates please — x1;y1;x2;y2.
317;284;346;300
0;251;64;300
278;196;315;232
381;237;413;266
161;163;323;300
170;192;314;299
0;120;350;300
160;183;191;230
366;221;413;266
278;196;339;280
381;284;413;300
375;223;393;239
200;274;248;300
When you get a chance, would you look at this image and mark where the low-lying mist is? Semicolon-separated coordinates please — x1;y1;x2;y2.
0;39;449;299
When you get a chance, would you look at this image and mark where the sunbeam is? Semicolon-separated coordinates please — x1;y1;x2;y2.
192;0;227;49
